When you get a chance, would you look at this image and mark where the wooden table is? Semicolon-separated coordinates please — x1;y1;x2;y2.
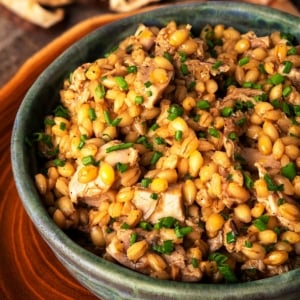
0;0;299;88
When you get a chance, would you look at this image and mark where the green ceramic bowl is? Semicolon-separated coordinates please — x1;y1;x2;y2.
11;2;300;299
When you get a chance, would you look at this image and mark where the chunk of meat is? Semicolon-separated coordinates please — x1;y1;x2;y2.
154;23;178;57
69;165;111;204
133;184;184;224
134;24;156;51
241;147;281;171
207;230;223;252
134;56;174;108
96;140;139;167
223;218;239;253
242;31;270;49
184;59;230;79
163;245;203;281
148;184;184;223
241;259;265;272
132;188;158;220
223;86;264;104
106;236;148;272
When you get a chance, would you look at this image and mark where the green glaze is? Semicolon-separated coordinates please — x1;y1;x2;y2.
11;2;300;299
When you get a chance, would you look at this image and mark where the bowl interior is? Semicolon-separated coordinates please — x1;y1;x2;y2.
11;1;300;299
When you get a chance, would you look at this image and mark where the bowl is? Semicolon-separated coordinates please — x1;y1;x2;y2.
11;1;300;299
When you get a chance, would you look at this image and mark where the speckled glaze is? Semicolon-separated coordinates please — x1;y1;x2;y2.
11;2;300;299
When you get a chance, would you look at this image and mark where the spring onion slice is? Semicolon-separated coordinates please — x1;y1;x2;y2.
105;142;134;153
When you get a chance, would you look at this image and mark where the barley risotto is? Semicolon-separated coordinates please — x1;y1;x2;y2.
33;21;300;283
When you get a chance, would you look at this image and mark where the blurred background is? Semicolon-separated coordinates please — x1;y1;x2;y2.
0;0;299;88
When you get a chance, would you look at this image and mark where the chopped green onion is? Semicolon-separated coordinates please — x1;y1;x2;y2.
270;73;285;85
242;81;253;88
226;231;237;244
135;95;144;104
271;99;281;109
209;252;238;283
196;100;210;110
34;133;53;148
95;83;106;99
264;174;284;191
116;162;128;173
175;226;192;238
88;108;97;121
127;65;137;73
150;151;163;165
44;118;55;126
254;93;268;102
221;107;233;117
187;81;196;91
139;221;152;231
146;90;153;97
153;240;174;254
121;222;130;229
243;172;254;189
54;105;69;119
175;130;183;141
253;83;263;90
280;32;296;45
253;215;269;231
287;47;297;55
105;142;134;153
129;232;137;245
212;60;222;69
151;193;158;200
179;51;188;62
150;123;159;131
141;178;152;188
59;122;66;130
282;61;293;73
77;134;87;149
136;136;153;149
236;117;247;126
193;114;200;122
282;86;292;97
155;137;166;145
82;155;97;166
167;104;184;120
191;257;198;268
155;217;177;229
277;198;286;206
258;63;267;74
180;63;189;75
228;132;237;140
114;76;128;91
53;158;65;167
163;51;173;62
218;264;238;283
244;241;253;248
103;111;122;127
144;81;152;88
282;102;292;116
238;56;250;66
281;162;297;181
208;127;219;138
293;105;300;117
